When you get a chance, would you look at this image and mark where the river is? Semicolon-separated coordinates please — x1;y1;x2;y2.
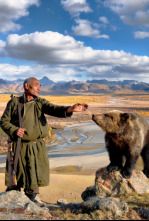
0;123;106;171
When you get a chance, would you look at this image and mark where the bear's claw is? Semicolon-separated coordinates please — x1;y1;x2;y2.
106;165;119;173
143;170;149;178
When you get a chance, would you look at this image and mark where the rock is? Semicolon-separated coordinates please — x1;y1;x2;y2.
95;167;149;197
134;207;149;219
0;191;51;220
81;196;129;216
57;199;67;206
81;185;97;201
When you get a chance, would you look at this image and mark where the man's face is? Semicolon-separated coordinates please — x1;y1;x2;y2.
25;78;41;97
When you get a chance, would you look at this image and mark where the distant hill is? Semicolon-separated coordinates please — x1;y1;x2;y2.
0;76;149;95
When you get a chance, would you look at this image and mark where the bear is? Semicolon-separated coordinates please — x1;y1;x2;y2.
92;110;149;179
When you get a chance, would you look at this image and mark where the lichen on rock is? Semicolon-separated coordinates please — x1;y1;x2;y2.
95;167;149;197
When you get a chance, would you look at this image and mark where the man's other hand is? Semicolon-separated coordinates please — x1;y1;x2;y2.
15;128;27;138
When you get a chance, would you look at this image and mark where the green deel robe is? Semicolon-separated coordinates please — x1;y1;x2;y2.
0;95;72;191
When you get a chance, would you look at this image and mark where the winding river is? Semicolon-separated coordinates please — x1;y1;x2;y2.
0;123;106;171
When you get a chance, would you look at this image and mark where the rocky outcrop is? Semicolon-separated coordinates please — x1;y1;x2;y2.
0;191;51;220
82;168;149;201
95;167;149;197
81;167;149;218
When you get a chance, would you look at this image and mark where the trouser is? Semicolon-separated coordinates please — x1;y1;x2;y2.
6;186;39;201
24;187;39;201
6;185;39;194
24;187;39;195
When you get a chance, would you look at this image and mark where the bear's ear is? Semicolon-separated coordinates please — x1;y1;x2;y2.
120;113;130;121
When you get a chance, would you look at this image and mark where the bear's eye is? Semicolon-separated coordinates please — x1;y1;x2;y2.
104;114;108;117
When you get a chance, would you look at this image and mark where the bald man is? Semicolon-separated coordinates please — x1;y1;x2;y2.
1;77;88;201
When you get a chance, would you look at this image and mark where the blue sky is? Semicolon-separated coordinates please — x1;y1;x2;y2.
0;0;149;82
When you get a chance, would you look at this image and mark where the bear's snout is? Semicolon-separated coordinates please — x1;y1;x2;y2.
92;114;103;124
92;114;102;120
92;114;97;121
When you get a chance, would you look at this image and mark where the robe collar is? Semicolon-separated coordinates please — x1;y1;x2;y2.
21;93;38;103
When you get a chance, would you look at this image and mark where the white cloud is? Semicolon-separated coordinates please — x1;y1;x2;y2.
0;63;31;79
134;31;149;39
4;31;128;65
0;40;7;56
72;19;109;39
0;0;40;33
0;63;79;82
61;0;92;17
99;16;109;24
1;31;149;82
104;0;149;26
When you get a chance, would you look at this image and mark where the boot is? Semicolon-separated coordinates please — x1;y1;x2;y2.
6;185;21;192
25;193;37;202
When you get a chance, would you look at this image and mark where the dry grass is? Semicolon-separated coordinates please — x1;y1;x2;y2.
40;95;110;105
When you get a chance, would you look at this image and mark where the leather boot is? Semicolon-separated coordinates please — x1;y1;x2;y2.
25;193;37;202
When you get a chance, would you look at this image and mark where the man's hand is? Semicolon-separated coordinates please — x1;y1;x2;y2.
67;103;88;113
15;128;27;138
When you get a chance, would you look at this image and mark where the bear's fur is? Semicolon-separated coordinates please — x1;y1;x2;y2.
92;110;149;179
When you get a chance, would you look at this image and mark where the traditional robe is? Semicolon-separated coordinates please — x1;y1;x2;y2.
1;94;72;191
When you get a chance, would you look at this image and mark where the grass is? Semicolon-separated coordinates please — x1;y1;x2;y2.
47;192;149;220
48;204;142;220
0;94;109;104
51;166;82;174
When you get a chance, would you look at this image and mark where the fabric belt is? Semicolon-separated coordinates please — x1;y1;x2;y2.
12;138;43;144
21;138;43;144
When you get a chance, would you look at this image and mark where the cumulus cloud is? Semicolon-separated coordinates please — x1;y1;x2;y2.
72;19;109;39
0;63;31;79
3;31;131;66
0;40;7;56
134;31;149;39
61;0;109;39
61;0;92;17
1;31;149;82
104;0;149;26
0;63;80;82
0;0;40;33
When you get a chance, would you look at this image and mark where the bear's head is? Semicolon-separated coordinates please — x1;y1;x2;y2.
92;110;131;134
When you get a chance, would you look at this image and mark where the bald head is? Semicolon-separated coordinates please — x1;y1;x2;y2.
24;77;41;100
23;77;38;90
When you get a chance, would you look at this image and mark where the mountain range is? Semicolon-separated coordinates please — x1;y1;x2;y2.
0;76;149;95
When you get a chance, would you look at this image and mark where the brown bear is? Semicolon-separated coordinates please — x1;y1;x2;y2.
92;110;149;179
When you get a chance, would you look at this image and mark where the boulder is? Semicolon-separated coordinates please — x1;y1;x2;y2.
57;199;68;206
81;185;97;201
81;196;129;216
95;167;149;197
0;191;51;220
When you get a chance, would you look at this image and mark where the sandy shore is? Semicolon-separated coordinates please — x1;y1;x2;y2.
50;150;109;172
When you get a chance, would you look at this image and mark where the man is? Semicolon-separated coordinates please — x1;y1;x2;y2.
1;77;88;201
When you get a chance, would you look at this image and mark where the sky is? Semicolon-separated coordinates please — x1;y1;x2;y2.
0;0;149;82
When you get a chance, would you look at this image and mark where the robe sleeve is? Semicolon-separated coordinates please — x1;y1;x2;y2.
40;98;73;118
0;99;18;138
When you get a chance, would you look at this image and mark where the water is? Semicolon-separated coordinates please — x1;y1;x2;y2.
0;123;105;170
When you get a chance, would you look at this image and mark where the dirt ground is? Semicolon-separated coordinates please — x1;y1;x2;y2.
0;173;95;204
